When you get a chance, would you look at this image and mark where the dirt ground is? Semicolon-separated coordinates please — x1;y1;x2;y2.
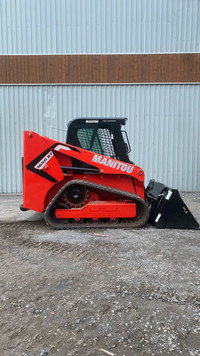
0;194;200;356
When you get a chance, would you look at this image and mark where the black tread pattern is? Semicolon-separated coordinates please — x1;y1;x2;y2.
0;229;106;265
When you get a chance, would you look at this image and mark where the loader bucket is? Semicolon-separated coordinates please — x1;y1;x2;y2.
146;180;199;230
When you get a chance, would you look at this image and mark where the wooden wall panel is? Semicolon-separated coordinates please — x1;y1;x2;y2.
0;54;200;84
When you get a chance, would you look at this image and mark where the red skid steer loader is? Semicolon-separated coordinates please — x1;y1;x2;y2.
20;118;199;230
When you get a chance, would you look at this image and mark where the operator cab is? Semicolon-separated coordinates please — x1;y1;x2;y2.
66;118;131;163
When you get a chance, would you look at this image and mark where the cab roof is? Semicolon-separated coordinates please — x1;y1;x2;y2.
67;117;128;127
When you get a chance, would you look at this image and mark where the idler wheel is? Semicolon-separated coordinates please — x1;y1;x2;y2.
49;203;68;224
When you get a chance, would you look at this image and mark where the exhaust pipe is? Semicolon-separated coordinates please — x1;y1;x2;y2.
146;180;199;230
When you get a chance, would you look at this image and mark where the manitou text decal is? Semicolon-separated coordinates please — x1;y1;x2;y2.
86;120;99;123
92;154;134;173
35;151;53;170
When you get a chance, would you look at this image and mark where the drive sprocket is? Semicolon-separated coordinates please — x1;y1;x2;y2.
62;184;88;208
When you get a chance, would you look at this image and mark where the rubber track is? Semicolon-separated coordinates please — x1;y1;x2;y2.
44;179;149;230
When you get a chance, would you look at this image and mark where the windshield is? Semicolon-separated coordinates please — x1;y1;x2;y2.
76;127;116;158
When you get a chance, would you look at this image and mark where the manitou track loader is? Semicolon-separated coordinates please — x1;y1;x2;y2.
20;118;199;230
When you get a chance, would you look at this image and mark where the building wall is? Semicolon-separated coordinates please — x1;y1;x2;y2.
0;85;199;193
0;0;200;54
0;0;199;192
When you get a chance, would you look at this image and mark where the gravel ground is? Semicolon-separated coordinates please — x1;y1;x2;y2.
0;193;200;356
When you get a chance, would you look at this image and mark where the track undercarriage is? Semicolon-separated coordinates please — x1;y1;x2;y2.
44;180;149;229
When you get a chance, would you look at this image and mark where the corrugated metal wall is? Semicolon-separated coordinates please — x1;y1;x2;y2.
0;0;199;192
0;85;199;193
0;0;200;54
